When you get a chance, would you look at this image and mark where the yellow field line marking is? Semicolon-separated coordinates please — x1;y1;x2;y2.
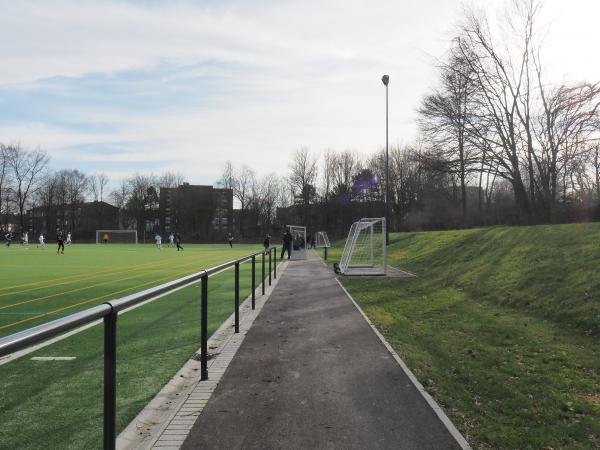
0;253;206;299
0;250;203;295
0;254;203;311
0;251;180;292
0;261;232;332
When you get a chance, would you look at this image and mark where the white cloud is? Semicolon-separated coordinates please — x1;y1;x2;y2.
1;0;598;185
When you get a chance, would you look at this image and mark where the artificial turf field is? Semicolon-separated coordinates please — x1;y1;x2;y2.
0;242;270;449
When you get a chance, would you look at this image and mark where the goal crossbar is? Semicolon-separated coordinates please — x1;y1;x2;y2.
96;230;138;244
339;218;386;275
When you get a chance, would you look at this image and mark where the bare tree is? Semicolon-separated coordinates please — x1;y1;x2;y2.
89;173;109;202
0;144;12;227
419;42;479;221
456;0;543;217
109;179;131;229
233;166;256;236
218;161;235;190
7;145;49;229
289;148;318;225
534;79;600;212
158;171;185;190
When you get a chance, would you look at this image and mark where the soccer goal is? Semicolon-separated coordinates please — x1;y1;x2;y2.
287;225;307;260
339;218;386;275
96;230;138;244
315;231;331;260
314;231;331;248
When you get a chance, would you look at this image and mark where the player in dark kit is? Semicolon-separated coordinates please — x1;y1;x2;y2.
57;231;65;254
175;233;183;251
281;229;292;260
4;231;12;247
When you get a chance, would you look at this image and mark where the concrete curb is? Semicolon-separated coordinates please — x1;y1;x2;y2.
334;278;472;450
116;261;288;450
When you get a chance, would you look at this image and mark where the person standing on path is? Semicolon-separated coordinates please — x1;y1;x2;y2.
281;229;292;260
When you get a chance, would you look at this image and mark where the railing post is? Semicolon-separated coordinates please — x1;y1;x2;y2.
251;255;256;310
103;310;118;450
200;273;208;381
268;248;272;286
234;261;240;333
262;250;266;295
273;247;277;279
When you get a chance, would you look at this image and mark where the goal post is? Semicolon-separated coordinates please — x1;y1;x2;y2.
315;231;331;260
96;230;138;244
314;231;331;248
339;218;386;275
287;225;307;260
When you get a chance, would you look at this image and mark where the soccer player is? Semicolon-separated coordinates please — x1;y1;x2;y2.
57;231;65;254
103;232;109;244
168;233;174;247
4;231;12;247
155;233;162;250
175;233;183;251
66;232;72;245
22;231;28;246
227;232;234;248
263;234;271;251
38;233;46;248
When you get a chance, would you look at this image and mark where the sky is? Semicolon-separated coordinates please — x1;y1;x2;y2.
0;0;598;186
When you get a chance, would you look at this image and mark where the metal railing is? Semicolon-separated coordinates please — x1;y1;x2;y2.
0;246;278;450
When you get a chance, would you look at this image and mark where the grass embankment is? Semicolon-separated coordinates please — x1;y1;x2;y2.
0;244;272;449
332;224;600;450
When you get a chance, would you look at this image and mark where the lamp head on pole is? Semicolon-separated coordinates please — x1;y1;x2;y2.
381;74;389;86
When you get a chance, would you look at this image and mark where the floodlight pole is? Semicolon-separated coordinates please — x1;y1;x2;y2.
382;74;390;245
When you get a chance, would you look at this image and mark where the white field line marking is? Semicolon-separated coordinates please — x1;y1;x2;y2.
0;265;237;366
335;278;472;450
31;356;76;361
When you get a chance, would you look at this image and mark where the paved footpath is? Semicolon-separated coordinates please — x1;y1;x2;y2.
181;253;466;450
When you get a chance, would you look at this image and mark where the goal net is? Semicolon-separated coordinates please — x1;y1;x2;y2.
96;230;138;244
315;231;331;248
339;218;386;276
287;225;307;260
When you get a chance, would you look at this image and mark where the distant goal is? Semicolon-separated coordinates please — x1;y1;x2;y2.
287;225;307;260
96;230;138;244
315;231;331;260
339;218;386;275
314;231;331;248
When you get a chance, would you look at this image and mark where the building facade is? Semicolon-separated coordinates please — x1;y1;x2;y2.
159;183;233;241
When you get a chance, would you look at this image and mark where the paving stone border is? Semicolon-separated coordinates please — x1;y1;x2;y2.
116;261;288;450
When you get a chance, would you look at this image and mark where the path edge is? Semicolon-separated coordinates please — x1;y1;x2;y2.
334;278;472;450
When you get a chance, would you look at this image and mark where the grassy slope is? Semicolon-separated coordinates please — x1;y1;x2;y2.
0;244;273;449
332;224;600;450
